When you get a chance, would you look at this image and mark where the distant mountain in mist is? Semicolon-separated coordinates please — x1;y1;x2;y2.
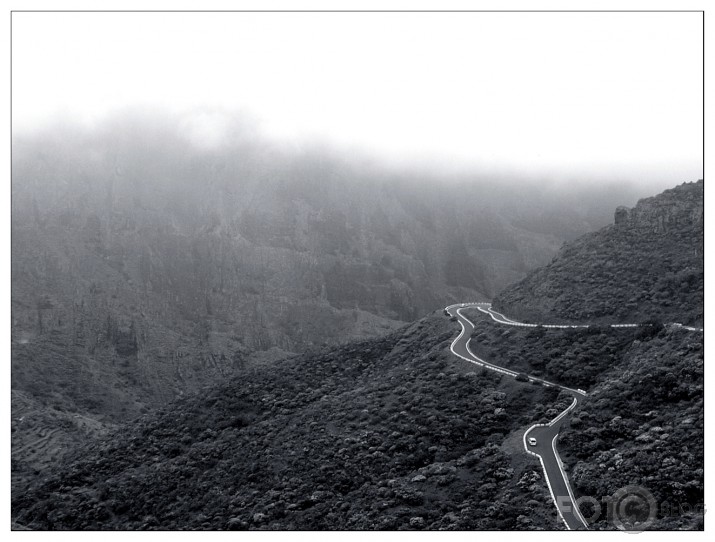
11;112;653;491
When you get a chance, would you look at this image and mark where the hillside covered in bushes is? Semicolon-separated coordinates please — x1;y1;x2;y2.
493;180;703;326
12;313;569;530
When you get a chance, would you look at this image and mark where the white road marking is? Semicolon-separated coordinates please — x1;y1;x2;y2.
552;434;589;528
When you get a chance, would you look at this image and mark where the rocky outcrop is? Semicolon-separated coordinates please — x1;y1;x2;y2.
614;180;703;234
614;206;630;227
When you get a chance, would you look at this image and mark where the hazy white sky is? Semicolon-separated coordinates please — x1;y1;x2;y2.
12;11;703;180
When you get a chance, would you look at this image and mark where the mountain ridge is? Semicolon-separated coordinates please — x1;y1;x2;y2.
493;180;703;325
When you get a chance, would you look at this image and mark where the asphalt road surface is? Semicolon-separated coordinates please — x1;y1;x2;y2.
445;302;588;529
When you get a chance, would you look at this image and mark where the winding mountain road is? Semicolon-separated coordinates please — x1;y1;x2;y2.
444;301;702;530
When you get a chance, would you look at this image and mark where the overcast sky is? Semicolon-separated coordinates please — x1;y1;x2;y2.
12;11;703;182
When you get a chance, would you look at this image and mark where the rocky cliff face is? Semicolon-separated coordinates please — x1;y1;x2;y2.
614;180;703;235
493;180;704;325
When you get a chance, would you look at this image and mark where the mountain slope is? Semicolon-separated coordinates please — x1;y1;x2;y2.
493;180;703;325
479;179;704;530
12;313;569;530
559;326;703;530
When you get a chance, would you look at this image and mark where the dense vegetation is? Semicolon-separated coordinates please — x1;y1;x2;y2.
13;313;569;530
470;321;640;389
560;327;703;530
